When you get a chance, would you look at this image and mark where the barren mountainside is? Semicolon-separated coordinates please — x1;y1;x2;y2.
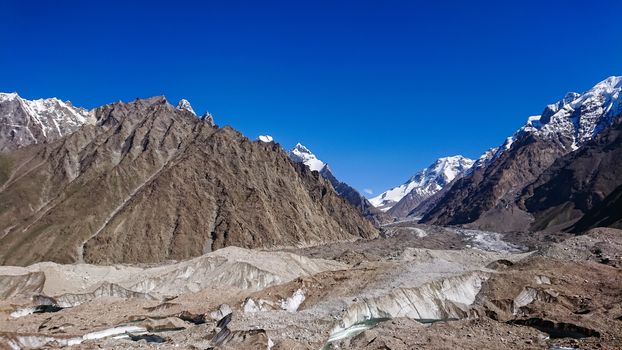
421;134;568;230
570;183;622;232
519;114;622;232
0;97;377;266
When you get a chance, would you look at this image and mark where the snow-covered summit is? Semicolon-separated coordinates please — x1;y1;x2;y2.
370;155;474;211
0;92;19;103
176;99;196;115
496;76;622;157
0;92;94;151
258;135;274;142
538;75;621;148
289;143;326;172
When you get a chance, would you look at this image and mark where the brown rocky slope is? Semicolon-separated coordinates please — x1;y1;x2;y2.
420;133;567;231
519;115;622;232
570;183;622;232
0;97;377;266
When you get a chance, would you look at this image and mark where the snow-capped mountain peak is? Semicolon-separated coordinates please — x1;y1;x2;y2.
258;135;274;142
538;75;622;149
176;99;196;115
293;143;312;154
370;155;474;211
427;156;475;184
494;76;622;158
0;92;19;103
289;143;326;172
0;92;94;151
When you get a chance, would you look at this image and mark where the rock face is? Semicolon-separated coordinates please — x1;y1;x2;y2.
422;76;622;231
318;166;391;225
200;111;215;127
0;92;94;151
370;156;474;215
570;183;622;232
289;143;389;225
422;134;567;231
518;114;622;232
0;97;377;265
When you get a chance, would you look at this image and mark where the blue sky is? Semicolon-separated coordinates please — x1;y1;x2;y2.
1;0;621;196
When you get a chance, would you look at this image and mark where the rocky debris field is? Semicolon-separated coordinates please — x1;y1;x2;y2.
0;226;621;349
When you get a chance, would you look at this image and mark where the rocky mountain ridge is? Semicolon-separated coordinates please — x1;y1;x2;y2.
289;143;389;225
0;96;377;265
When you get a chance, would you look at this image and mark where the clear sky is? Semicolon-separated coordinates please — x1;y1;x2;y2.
2;0;621;196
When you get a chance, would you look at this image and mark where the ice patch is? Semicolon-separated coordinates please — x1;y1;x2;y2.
9;307;36;318
456;229;526;253
2;325;148;349
83;325;147;340
321;318;389;349
243;298;259;313
258;135;274;142
405;227;428;237
329;272;488;344
280;289;305;312
268;337;275;349
535;275;551;285
513;287;537;314
243;298;275;313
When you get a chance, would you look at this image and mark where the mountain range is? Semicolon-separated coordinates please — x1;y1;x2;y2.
0;96;377;265
419;76;622;232
0;75;621;267
369;155;474;217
